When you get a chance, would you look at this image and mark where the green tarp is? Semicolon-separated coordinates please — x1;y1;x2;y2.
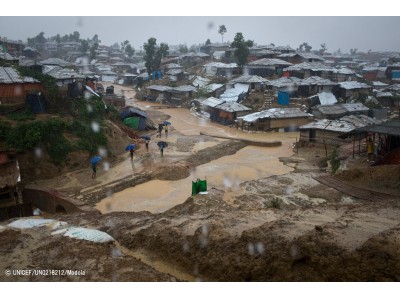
192;179;207;195
123;117;140;129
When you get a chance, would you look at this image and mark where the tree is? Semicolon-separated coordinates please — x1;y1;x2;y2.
89;42;98;60
80;40;89;53
231;32;253;67
125;44;135;58
179;44;188;54
92;34;100;44
205;39;211;45
218;25;227;43
298;42;312;52
120;40;130;52
143;38;169;76
319;43;327;55
71;31;80;42
350;48;358;55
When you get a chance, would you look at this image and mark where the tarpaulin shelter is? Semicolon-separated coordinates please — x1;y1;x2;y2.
191;179;207;195
120;107;148;130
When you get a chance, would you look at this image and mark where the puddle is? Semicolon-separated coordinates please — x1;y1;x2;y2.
95;85;298;214
96;143;294;214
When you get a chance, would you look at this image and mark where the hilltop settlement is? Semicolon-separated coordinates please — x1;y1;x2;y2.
0;33;399;282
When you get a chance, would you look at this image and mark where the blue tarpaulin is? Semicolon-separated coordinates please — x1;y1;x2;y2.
392;70;400;79
277;91;290;106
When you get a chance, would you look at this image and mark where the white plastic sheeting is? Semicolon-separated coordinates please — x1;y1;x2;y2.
60;227;114;243
6;218;114;243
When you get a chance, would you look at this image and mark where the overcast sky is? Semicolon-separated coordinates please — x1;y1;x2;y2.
2;1;400;53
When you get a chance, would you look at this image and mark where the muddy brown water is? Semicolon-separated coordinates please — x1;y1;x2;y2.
96;88;298;214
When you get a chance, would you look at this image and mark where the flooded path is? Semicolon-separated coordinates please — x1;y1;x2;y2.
96;84;298;214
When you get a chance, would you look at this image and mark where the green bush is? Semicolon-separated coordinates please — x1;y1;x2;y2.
330;147;341;174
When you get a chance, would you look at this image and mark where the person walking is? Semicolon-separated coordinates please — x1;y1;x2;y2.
130;148;135;161
159;144;164;157
164;124;169;138
145;139;149;152
91;162;97;179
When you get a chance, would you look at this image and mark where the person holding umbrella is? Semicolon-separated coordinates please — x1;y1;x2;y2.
90;156;102;179
163;121;171;138
141;135;151;152
157;141;168;158
125;144;136;161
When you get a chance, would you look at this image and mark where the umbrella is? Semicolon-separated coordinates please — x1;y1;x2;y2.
141;135;151;140
163;121;171;125
157;141;168;148
125;144;136;151
90;156;102;164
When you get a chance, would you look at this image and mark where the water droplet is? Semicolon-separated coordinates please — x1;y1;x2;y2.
34;147;42;159
223;174;232;188
98;147;107;157
106;188;114;198
201;224;208;236
84;91;91;99
103;161;110;171
247;243;255;255
111;248;122;257
91;121;100;132
256;242;265;255
86;104;93;113
183;241;190;253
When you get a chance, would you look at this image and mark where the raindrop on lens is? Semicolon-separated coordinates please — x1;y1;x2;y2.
87;104;93;113
111;248;122;257
247;243;255;255
91;121;100;132
183;241;190;253
34;147;42;159
103;161;110;171
256;242;265;255
223;175;232;188
98;147;107;157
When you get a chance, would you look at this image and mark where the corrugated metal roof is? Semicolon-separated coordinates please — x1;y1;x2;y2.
313;104;347;116
204;83;224;92
202;97;224;108
147;85;171;92
385;83;400;92
300;76;338;86
376;91;393;98
45;67;85;80
220;83;249;102
203;62;238;69
284;62;334;72
166;69;183;75
362;66;387;72
339;81;371;90
216;101;251;112
342;103;369;112
180;52;209;58
267;77;302;88
354;120;400;136
164;63;183;69
229;75;269;84
372;81;388;87
334;67;356;75
248;58;292;67
192;76;210;87
0;53;16;61
40;58;69;67
0;67;39;84
300;119;356;133
171;85;197;92
317;92;337;105
239;108;309;122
